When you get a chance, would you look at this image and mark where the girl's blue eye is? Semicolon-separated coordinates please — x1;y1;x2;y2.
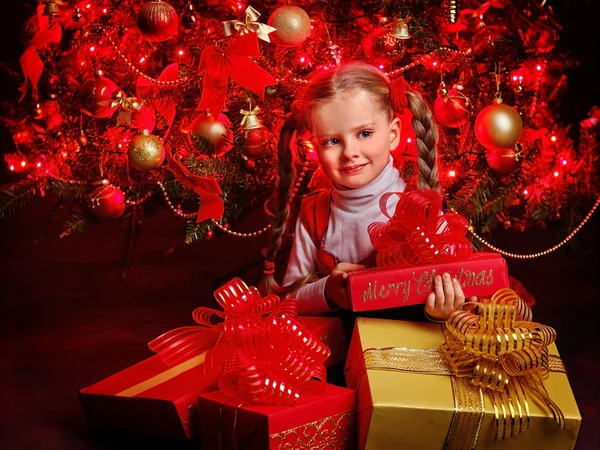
323;138;339;146
358;130;373;139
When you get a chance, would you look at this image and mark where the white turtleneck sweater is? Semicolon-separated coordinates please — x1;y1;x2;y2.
283;159;406;315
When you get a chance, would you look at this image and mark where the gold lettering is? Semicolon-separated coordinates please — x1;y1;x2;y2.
485;270;494;287
463;271;476;287
362;281;377;302
415;270;434;295
402;280;411;304
379;285;390;298
476;271;486;286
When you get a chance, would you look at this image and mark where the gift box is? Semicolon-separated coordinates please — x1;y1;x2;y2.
344;316;581;450
79;352;218;440
78;317;345;439
348;252;509;312
198;383;355;449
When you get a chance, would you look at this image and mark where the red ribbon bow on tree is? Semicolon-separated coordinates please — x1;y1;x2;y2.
369;189;472;268
149;278;296;370
135;63;179;132
197;33;276;118
219;314;330;406
163;146;225;223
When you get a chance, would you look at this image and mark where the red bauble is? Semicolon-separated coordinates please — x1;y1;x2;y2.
243;128;271;160
80;74;121;119
434;89;470;128
363;26;406;66
485;147;523;175
137;1;179;42
34;100;63;130
189;112;233;158
89;185;126;220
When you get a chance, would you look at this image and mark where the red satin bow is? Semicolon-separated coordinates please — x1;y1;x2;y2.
197;33;276;118
163;147;224;223
369;189;472;268
219;314;330;406
149;278;296;369
135;63;179;132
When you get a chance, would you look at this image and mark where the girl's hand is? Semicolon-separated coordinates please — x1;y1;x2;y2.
325;263;365;310
425;272;477;321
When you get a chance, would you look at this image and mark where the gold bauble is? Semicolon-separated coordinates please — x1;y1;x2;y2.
474;101;523;149
128;130;165;171
137;1;179;42
268;6;311;47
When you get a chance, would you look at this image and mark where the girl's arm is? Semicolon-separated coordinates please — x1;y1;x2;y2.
282;218;333;315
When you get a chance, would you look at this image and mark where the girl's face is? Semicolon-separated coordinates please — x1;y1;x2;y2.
312;91;400;190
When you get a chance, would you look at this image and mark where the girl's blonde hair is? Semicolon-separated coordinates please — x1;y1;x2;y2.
262;61;440;295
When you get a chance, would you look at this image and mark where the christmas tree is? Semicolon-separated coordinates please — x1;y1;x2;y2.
1;0;599;263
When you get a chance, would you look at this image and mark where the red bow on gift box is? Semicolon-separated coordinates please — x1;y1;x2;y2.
197;33;276;118
369;189;473;268
149;278;296;369
219;314;330;406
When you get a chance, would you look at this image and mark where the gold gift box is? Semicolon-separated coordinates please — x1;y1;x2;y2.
344;318;581;450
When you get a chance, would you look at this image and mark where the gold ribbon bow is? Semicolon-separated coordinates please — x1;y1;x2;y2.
441;288;565;441
223;6;277;43
239;106;262;129
101;91;142;126
109;91;142;112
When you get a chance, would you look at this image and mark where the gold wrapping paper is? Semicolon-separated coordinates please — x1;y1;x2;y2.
344;318;581;450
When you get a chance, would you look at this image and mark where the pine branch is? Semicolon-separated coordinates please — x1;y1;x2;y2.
0;179;39;219
184;219;209;245
48;179;89;202
59;210;88;238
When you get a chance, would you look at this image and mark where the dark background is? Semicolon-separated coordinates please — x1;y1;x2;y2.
1;1;599;450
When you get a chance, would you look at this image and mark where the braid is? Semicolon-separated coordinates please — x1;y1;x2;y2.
262;121;297;295
405;90;441;192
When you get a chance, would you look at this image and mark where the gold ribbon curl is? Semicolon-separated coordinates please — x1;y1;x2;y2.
441;288;565;441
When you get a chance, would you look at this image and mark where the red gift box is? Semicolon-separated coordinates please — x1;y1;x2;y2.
79;352;218;440
198;384;355;450
78;317;346;439
348;252;509;312
296;316;348;368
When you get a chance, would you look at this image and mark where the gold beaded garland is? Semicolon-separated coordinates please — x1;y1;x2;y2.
468;197;600;259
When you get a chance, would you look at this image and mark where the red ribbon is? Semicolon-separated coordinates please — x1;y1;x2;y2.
18;5;63;102
369;189;472;268
149;278;296;369
219;314;330;406
135;63;179;132
163;147;224;223
197;33;276;118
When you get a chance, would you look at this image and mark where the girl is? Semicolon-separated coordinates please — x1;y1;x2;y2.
262;62;473;321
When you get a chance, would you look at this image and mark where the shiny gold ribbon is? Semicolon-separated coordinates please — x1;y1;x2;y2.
116;352;207;397
357;346;565;450
223;5;277;43
98;91;142;126
109;91;142;112
240;106;262;129
442;288;566;443
350;289;566;449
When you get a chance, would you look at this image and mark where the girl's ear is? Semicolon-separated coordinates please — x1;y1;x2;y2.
389;116;401;150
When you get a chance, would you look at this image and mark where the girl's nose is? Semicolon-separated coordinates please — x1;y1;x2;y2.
342;142;359;159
